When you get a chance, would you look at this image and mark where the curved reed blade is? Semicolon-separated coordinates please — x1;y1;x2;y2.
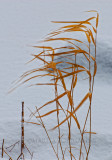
36;109;62;118
73;75;77;89
51;17;96;24
24;121;40;125
96;13;99;28
67;91;73;107
85;10;98;13
89;29;95;45
43;37;89;48
53;69;91;81
29;83;55;86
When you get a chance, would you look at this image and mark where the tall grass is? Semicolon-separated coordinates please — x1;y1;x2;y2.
16;11;99;160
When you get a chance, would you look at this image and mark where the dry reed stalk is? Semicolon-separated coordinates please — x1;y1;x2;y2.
54;76;65;160
2;139;4;158
21;102;24;154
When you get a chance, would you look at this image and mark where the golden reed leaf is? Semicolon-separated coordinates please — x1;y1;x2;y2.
96;13;99;28
36;109;62;118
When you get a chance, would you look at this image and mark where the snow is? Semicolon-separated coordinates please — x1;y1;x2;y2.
0;0;112;159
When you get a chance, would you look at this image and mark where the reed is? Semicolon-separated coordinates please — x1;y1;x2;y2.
16;11;99;160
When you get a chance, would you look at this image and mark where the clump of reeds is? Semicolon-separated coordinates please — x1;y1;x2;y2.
15;10;99;160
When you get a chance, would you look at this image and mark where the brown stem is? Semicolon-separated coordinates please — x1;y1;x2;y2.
21;102;24;154
2;139;4;158
54;72;65;160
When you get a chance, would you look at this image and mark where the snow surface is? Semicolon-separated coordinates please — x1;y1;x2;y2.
0;0;112;159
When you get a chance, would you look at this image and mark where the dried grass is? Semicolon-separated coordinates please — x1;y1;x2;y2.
13;11;99;160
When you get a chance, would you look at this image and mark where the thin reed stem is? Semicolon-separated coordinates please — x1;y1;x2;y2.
54;74;65;160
